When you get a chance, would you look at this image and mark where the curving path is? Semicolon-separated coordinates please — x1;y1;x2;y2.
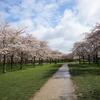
30;64;77;100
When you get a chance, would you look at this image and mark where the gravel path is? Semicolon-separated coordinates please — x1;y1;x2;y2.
30;64;77;100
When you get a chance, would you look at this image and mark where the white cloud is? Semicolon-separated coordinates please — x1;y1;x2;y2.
31;0;100;53
1;0;100;53
76;0;100;25
32;9;90;53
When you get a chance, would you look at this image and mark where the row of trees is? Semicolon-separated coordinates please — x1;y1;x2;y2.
73;24;100;64
0;23;64;73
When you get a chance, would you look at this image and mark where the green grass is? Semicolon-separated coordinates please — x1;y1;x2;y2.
68;63;100;100
0;63;61;100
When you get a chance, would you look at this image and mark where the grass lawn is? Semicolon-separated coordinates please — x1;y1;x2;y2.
0;63;61;100
68;63;100;100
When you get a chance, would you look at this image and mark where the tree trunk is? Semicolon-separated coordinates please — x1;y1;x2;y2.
3;55;6;73
55;59;57;64
82;56;85;64
88;55;91;64
95;53;99;64
10;54;14;70
20;52;23;70
41;58;43;65
93;55;96;63
38;58;41;64
33;56;36;66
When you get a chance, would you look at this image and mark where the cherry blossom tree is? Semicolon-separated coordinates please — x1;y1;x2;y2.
72;24;100;64
0;22;64;73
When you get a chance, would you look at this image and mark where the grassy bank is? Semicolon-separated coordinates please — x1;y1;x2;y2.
68;63;100;100
0;64;61;100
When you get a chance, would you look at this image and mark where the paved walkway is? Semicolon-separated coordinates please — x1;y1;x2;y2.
30;64;77;100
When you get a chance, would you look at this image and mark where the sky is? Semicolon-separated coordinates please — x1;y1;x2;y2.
0;0;100;53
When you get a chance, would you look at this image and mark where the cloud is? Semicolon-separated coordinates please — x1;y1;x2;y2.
76;0;100;25
32;9;90;53
0;0;100;53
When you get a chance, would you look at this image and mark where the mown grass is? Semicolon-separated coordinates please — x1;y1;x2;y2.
68;63;100;100
0;64;61;100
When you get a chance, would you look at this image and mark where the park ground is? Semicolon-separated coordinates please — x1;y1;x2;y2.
0;64;61;100
69;63;100;100
0;62;100;100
